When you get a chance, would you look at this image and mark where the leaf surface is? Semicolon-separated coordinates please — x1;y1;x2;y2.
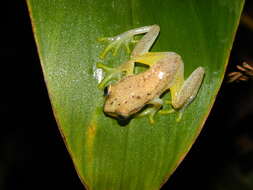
26;0;244;189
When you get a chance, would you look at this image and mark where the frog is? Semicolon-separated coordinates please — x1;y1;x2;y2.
97;25;205;123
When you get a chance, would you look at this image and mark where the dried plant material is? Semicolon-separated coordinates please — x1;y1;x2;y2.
228;62;253;83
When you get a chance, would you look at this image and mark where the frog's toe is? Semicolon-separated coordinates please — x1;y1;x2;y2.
97;37;114;43
112;42;121;56
98;74;114;89
98;33;136;58
97;36;117;58
99;41;118;59
96;62;116;72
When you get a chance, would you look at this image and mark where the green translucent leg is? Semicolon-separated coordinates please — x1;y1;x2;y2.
97;31;139;88
138;98;163;124
97;34;138;59
96;61;135;89
176;111;183;122
158;100;183;122
96;63;121;89
159;109;175;114
167;66;205;122
159;108;183;122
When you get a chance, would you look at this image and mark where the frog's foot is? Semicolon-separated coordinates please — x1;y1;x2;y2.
158;100;174;114
137;98;163;124
98;32;138;59
159;109;175;114
158;100;183;122
97;61;134;89
159;108;183;122
96;62;122;89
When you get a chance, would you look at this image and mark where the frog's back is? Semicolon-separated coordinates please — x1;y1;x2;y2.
104;55;181;118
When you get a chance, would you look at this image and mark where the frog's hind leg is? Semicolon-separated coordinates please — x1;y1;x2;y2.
171;67;205;109
170;66;205;121
137;97;163;124
158;65;204;122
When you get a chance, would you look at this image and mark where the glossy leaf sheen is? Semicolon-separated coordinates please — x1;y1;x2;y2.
27;0;244;189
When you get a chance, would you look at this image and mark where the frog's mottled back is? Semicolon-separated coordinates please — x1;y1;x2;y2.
104;54;181;118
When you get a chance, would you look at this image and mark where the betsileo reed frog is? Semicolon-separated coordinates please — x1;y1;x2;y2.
97;25;205;123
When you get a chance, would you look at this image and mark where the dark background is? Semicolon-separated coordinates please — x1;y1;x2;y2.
0;1;252;190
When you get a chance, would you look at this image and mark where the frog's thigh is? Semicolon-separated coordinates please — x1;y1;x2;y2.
132;52;169;66
171;67;205;109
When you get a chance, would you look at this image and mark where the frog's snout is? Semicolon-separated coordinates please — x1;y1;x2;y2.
104;111;129;120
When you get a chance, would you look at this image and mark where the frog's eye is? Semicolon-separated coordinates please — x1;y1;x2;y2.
104;85;112;97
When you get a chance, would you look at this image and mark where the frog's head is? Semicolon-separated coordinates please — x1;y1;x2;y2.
103;85;132;119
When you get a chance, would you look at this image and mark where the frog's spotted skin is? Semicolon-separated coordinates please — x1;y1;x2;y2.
97;25;205;123
104;53;180;118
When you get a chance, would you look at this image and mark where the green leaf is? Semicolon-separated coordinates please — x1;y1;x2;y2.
26;0;244;189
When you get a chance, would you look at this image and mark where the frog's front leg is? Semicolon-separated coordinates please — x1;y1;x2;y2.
138;97;163;124
97;60;135;89
98;25;159;59
97;25;160;89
